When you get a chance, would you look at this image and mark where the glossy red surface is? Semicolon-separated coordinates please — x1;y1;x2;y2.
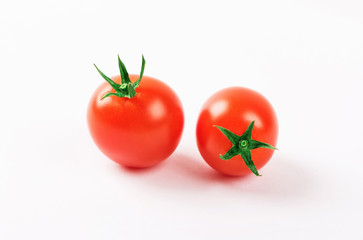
196;87;278;176
88;75;184;168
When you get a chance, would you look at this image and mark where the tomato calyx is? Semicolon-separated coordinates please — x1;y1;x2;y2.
94;55;146;99
214;121;277;176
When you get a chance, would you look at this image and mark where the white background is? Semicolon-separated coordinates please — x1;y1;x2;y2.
1;0;362;239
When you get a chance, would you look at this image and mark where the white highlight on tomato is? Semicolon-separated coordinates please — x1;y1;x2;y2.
149;99;166;120
244;112;262;128
209;100;228;118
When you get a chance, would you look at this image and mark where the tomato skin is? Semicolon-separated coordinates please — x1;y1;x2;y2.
196;87;278;176
87;74;184;168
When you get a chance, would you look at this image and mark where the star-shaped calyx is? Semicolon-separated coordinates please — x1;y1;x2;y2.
214;121;277;176
93;55;145;99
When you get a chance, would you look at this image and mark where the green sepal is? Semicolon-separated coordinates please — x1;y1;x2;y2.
219;145;240;160
94;64;120;91
132;55;145;89
240;150;261;176
250;140;278;150
214;120;277;176
241;121;254;140
94;55;146;100
214;125;240;145
118;55;131;85
101;92;118;100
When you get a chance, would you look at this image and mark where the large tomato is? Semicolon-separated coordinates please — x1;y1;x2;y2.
88;56;184;168
196;87;278;176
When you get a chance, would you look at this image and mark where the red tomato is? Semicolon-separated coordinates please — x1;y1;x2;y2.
196;87;278;176
88;56;184;168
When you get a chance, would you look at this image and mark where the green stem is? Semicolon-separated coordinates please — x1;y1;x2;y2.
94;55;146;99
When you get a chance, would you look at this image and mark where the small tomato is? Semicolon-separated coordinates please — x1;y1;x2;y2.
196;87;278;176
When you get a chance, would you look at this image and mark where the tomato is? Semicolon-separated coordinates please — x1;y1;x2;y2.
196;87;278;176
87;56;184;168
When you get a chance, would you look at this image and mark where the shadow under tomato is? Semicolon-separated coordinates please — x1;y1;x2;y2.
165;153;257;184
211;152;320;199
116;152;215;189
119;163;163;174
117;151;318;200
